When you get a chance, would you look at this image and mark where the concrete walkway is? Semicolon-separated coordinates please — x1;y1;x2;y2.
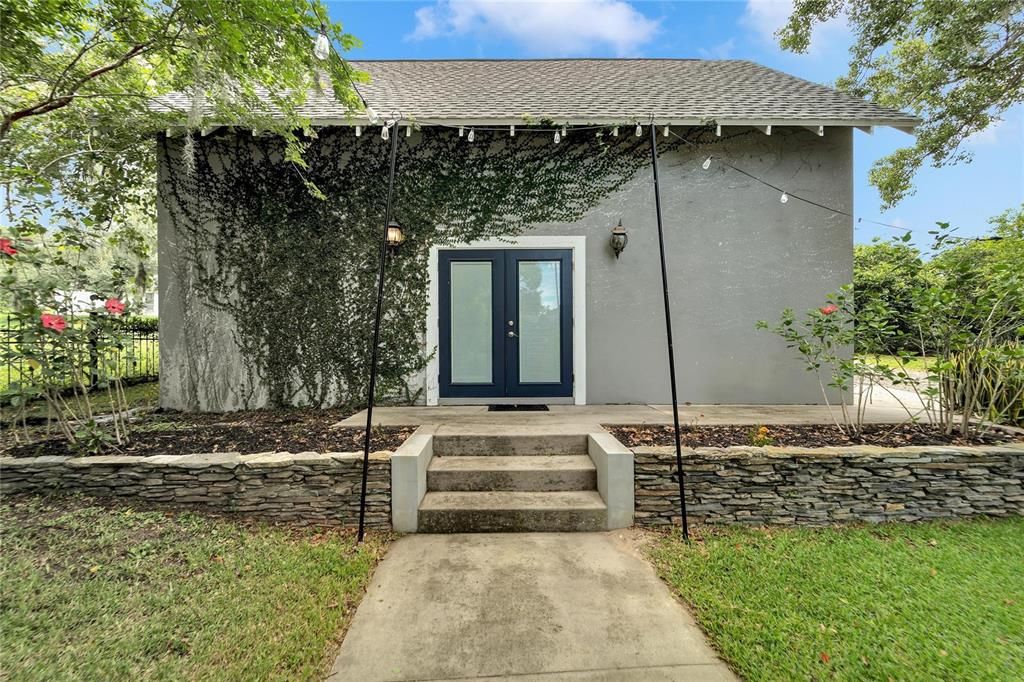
338;400;926;428
328;532;736;681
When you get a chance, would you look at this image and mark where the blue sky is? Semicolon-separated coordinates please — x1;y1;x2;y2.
326;0;1023;244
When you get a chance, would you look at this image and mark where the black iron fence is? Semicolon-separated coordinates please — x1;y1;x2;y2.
1;314;159;393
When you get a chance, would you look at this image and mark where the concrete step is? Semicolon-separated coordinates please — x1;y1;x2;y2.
418;491;607;533
427;455;596;492
433;433;589;456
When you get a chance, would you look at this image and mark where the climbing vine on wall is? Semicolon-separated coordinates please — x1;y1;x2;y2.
161;126;691;409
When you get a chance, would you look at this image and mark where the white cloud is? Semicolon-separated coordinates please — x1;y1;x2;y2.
740;0;849;53
408;0;659;56
698;38;736;60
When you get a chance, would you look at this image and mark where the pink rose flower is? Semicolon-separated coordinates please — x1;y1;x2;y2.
820;304;839;315
0;238;16;256
41;313;66;333
104;298;125;315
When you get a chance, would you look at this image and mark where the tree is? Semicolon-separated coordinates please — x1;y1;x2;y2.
779;0;1024;208
926;205;1024;326
1;0;362;263
853;238;926;352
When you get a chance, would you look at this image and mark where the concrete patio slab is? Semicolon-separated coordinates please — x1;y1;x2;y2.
327;532;736;682
338;401;926;428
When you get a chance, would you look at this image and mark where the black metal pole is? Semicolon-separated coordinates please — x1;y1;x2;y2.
649;123;689;541
358;120;400;542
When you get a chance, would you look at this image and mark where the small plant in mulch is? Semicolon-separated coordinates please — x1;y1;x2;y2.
748;425;775;447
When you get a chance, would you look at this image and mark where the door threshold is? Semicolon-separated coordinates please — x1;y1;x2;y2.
487;404;550;412
439;397;574;406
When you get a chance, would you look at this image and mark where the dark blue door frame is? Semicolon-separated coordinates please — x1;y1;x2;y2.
439;249;573;399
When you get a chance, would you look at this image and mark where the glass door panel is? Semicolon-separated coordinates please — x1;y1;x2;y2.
450;261;493;383
517;261;561;383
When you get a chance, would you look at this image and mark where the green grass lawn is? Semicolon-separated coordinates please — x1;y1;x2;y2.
1;497;389;680
648;520;1023;681
859;354;934;373
4;380;160;424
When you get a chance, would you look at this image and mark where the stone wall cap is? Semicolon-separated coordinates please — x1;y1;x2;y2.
67;455;148;467
1;455;71;467
241;452;294;467
632;442;1024;458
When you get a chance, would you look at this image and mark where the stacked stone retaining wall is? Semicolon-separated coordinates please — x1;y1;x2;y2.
634;445;1024;526
0;451;391;527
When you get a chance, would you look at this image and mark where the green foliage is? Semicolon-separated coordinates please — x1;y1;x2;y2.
757;286;901;436
771;218;1024;437
779;0;1024;207
1;229;136;449
854;238;927;352
162;127;676;409
1;0;361;312
944;342;1024;427
649;519;1024;681
0;497;389;679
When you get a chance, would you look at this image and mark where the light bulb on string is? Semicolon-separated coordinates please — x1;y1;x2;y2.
467;128;475;142
365;106;379;124
554;129;561;144
459;126;464;137
780;192;789;204
702;156;712;170
612;126;619;137
635;123;642;137
561;125;567;138
381;124;389;141
313;28;330;61
510;125;515;137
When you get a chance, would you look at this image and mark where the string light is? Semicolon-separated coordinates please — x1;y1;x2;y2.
459;126;464;137
554;129;561;144
354;125;361;137
663;125;669;137
313;27;330;61
365;106;379;124
702;156;712;170
561;125;567;138
612;126;619;137
406;125;412;137
467;128;475;142
780;192;789;204
510;125;515;137
635;122;642;137
381;124;389;141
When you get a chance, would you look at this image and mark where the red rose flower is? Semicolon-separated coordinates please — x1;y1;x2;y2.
41;313;66;333
0;238;16;256
104;298;125;315
820;304;839;315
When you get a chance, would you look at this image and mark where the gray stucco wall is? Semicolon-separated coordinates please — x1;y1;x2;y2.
158;126;852;410
533;126;853;404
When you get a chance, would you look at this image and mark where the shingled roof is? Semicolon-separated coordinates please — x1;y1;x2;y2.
158;59;920;130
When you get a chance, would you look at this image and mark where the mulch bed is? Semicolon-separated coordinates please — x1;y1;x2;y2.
2;409;415;458
607;423;1024;449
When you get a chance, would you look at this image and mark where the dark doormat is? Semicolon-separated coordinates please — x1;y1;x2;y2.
487;404;550;412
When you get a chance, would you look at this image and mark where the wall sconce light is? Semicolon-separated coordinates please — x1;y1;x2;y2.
610;219;628;259
385;220;405;253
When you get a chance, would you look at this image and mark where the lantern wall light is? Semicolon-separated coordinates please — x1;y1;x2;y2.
610;219;628;259
385;220;405;253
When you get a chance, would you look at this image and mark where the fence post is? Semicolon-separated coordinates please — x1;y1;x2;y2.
88;312;99;389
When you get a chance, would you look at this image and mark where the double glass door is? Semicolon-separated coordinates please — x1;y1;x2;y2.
439;249;573;398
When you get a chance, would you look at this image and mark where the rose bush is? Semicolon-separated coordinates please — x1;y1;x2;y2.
1;225;135;451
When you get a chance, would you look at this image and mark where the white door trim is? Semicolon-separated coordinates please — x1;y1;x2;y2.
426;236;587;406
